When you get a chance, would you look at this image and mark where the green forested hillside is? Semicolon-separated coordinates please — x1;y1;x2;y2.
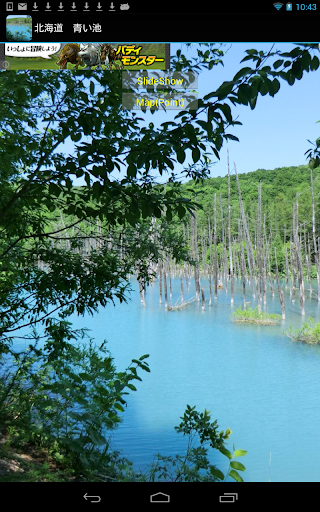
178;164;320;244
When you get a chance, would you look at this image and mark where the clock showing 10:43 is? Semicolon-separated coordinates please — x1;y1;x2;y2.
295;3;317;8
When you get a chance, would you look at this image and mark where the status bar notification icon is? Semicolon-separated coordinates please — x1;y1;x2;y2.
286;2;292;9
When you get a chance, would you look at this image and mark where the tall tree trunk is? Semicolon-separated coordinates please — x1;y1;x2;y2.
290;239;296;303
293;196;305;316
274;247;285;320
163;265;168;309
239;220;246;309
208;217;213;306
201;288;205;310
214;194;218;300
138;278;146;307
284;245;290;288
192;212;201;301
159;259;163;304
311;169;320;301
227;150;234;304
234;162;256;297
180;268;184;302
257;182;263;311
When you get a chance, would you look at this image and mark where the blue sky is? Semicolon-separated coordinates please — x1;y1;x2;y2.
36;42;320;182
149;42;320;178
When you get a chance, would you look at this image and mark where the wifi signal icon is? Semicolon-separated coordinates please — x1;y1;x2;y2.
273;2;284;8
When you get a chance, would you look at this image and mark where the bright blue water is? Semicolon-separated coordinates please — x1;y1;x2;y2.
64;278;320;483
6;24;32;38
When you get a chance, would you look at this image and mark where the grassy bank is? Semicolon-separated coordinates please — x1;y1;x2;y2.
284;318;320;344
232;306;282;325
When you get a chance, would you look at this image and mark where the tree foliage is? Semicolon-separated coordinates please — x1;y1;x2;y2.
0;43;319;480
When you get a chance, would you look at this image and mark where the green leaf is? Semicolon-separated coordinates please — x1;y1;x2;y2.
196;120;209;131
219;447;233;460
229;469;244;482
114;379;122;392
233;449;247;457
127;163;137;179
210;467;225;480
271;78;280;95
88;428;107;446
153;206;162;218
233;67;253;81
240;54;256;63
90;81;95;95
73;395;89;406
273;59;283;69
238;84;252;101
30;85;42;98
79;372;95;381
310;56;319;71
287;72;295;86
230;461;246;471
218;103;233;124
177;205;185;220
49;183;61;196
71;132;82;142
17;87;27;102
166;208;172;222
225;134;239;142
216;80;235;99
249;95;258;110
259;81;268;96
245;49;258;55
114;402;125;412
126;383;137;391
192;147;200;163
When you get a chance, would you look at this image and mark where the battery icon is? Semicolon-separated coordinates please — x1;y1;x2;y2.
286;2;292;9
219;493;238;503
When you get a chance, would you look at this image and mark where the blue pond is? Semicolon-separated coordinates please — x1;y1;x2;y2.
66;277;320;482
6;24;32;40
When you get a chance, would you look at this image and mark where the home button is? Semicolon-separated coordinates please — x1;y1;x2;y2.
150;492;170;503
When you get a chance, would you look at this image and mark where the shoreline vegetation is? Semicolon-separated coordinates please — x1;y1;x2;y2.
232;306;282;325
6;18;31;25
284;318;320;344
7;22;32;26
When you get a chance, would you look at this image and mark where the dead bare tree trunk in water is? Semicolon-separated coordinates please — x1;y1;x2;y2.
239;220;246;309
201;288;205;310
159;259;163;304
303;225;312;297
233;240;240;279
284;245;289;288
293;196;305;316
220;194;228;289
257;182;263;312
262;215;268;305
208;217;213;306
274;247;285;320
163;266;168;309
214;194;218;300
138;278;146;307
307;234;313;296
290;239;296;303
311;169;320;301
234;162;256;299
192;212;201;301
168;259;172;299
180;268;184;302
227;150;234;304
